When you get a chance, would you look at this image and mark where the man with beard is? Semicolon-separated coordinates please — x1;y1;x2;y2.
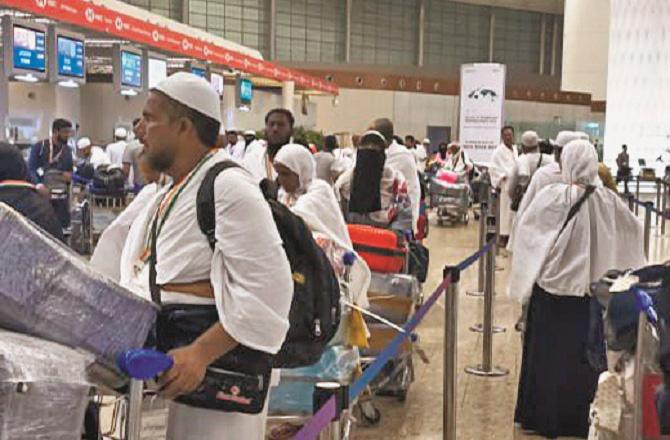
118;72;292;440
28;118;74;229
243;108;294;182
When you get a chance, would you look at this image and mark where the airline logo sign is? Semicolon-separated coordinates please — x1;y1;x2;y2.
11;0;337;94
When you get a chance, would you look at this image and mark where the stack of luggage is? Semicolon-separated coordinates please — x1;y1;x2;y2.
347;224;425;401
0;202;157;437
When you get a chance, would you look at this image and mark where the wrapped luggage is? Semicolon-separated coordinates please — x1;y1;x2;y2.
0;203;157;376
347;224;407;273
0;331;93;440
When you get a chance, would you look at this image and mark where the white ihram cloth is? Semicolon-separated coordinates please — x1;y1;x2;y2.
106;140;127;166
507;152;554;197
508;161;562;250
119;150;292;440
509;140;646;304
274;144;371;308
386;140;421;231
227;139;247;161
413;144;428;173
489;143;519;236
242;140;276;183
90;182;160;281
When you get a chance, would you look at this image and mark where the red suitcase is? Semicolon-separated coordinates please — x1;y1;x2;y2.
347;224;407;273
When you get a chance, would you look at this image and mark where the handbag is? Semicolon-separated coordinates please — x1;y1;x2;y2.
148;213;272;414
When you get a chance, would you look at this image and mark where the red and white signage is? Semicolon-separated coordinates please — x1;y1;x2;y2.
3;0;339;94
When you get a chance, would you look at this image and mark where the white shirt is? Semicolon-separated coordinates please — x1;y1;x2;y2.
507;152;554;198
120;149;293;354
444;149;473;175
91;182;160;281
106;140;128;166
89;146;111;169
386;141;421;230
489;143;519;188
413;145;428;173
227;139;247;161
242;140;275;183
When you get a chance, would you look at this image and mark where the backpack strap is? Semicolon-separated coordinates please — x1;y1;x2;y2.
196;160;242;251
558;185;596;237
148;210;161;305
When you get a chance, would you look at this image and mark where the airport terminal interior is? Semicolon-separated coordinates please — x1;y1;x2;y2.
0;0;669;439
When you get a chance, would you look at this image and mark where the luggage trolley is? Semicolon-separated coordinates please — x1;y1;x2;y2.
346;224;424;403
266;252;376;439
86;185;128;243
429;172;470;226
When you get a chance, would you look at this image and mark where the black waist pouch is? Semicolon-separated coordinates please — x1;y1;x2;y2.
157;304;272;414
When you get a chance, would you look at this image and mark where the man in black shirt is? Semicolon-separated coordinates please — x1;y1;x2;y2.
0;143;64;241
27;118;74;229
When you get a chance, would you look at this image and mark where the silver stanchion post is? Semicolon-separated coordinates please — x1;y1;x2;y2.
632;312;648;440
467;184;488;297
656;179;662;227
314;382;348;440
443;266;460;440
663;180;668;235
125;379;143;440
635;176;641;215
465;233;509;377
644;201;652;259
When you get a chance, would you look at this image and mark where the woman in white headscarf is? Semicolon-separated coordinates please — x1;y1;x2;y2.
274;143;370;308
509;139;646;439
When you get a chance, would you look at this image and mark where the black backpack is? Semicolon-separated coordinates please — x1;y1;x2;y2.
92;165;125;192
197;161;341;368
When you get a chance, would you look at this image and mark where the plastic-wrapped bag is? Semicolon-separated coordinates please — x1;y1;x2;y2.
0;202;157;376
0;330;93;440
269;346;359;415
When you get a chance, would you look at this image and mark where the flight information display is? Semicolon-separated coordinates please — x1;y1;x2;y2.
239;78;253;104
13;25;46;72
121;50;142;88
57;35;85;78
192;67;206;78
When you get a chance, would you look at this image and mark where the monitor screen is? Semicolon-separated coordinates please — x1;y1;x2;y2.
121;50;142;88
13;25;46;72
148;57;167;89
192;67;206;78
210;72;224;97
239;78;253;104
57;35;84;78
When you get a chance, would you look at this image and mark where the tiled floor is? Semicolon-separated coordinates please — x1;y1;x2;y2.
354;209;670;440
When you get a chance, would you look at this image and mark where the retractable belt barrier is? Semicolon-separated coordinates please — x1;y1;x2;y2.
293;240;495;440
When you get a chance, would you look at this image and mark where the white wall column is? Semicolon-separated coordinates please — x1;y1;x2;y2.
281;80;295;113
0;71;9;141
221;83;237;130
561;0;610;99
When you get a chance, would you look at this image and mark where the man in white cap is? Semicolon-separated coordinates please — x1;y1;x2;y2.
119;72;292;440
106;127;129;166
76;137;110;173
243;130;257;148
489;125;519;247
507;131;554;210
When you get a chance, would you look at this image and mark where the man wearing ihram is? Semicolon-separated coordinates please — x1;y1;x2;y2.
119;72;293;439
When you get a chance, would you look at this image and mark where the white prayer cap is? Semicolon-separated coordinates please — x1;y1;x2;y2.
521;130;539;148
244;130;256;136
77;137;91;149
554;130;579;147
226;127;239;133
114;127;127;139
575;131;590;141
423;138;430;144
154;72;221;123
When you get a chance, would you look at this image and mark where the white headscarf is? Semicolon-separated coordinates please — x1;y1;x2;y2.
274;143;371;307
274;143;316;193
509;140;646;303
